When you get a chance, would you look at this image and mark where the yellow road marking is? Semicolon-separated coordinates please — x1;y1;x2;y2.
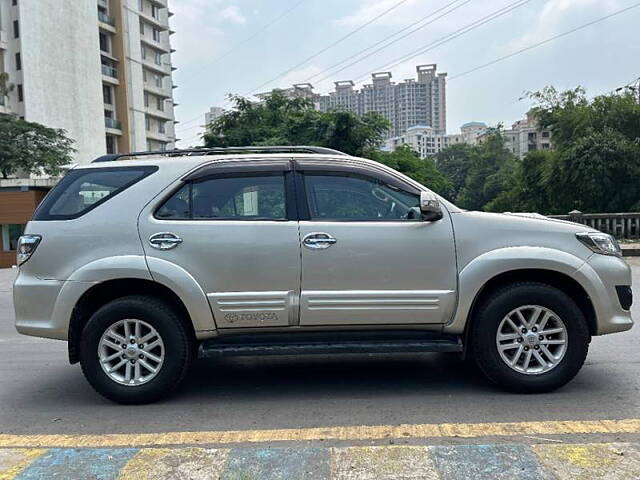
0;449;46;480
0;419;638;449
543;444;618;469
117;448;229;480
532;443;640;478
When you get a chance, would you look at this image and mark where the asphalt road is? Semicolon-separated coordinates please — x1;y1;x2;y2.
1;261;638;442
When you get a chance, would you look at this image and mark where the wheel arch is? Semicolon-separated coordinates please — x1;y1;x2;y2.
463;269;597;339
68;278;196;364
445;247;597;343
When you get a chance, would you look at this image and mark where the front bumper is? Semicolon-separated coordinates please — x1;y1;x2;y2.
575;254;634;335
615;285;633;310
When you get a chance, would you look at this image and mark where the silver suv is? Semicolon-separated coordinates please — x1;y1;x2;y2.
13;147;633;404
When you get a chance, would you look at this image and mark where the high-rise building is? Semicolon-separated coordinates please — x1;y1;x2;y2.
255;83;318;104
205;106;225;125
318;65;447;138
0;0;177;268
0;0;177;164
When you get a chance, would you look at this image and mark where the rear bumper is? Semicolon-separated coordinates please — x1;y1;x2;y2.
13;270;95;341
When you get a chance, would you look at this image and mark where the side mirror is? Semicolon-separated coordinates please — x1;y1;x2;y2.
420;191;443;221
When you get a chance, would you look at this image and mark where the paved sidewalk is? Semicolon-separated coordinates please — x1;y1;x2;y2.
1;442;639;479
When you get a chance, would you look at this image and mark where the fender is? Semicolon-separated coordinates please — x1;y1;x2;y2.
145;256;217;333
66;255;154;282
52;256;215;340
444;246;588;334
46;256;154;340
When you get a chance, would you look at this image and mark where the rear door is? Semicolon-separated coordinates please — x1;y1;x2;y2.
138;160;301;329
296;161;457;326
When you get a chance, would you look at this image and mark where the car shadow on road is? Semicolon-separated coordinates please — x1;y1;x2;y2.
170;351;627;409
11;352;621;409
182;353;510;399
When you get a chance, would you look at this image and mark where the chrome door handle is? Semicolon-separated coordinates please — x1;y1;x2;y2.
149;232;183;250
303;232;337;250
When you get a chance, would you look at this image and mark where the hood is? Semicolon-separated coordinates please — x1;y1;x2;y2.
500;211;593;229
449;210;598;267
450;209;599;239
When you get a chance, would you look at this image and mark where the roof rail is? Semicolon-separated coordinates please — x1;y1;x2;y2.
92;146;348;163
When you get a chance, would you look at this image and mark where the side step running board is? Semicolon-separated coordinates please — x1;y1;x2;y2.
199;333;463;358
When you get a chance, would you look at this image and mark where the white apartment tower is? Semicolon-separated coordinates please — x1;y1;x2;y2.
0;0;177;164
205;106;224;125
502;112;553;160
318;65;447;138
385;122;487;158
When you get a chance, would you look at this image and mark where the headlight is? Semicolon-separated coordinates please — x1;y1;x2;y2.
16;235;42;265
576;232;621;257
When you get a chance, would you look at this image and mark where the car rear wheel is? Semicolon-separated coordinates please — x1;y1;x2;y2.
471;282;590;393
79;295;192;404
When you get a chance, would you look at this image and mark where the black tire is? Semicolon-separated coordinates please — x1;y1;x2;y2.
79;295;193;404
470;282;590;393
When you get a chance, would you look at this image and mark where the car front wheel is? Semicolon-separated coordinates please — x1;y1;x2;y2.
471;282;590;393
79;296;192;404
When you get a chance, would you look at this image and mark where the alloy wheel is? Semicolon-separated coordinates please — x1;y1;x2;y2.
495;305;568;375
98;319;165;386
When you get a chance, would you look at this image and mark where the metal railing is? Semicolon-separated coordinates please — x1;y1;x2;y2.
98;11;116;26
548;210;640;239
147;0;168;9
101;64;118;78
104;117;122;130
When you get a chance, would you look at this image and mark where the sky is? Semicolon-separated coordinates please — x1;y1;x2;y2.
169;0;640;146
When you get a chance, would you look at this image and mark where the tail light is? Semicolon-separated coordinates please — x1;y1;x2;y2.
16;235;41;266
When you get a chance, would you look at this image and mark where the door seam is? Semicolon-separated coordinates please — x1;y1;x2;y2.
292;159;303;327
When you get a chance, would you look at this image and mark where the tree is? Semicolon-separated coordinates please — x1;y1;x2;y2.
204;93;455;191
0;114;75;179
455;130;517;211
543;129;640;213
203;93;389;156
438;87;640;214
433;143;474;201
485;150;553;213
517;87;640;213
366;145;451;195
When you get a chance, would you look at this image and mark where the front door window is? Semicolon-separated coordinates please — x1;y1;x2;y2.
304;174;419;221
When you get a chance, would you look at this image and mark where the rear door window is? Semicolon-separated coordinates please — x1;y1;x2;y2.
33;166;157;220
156;174;287;221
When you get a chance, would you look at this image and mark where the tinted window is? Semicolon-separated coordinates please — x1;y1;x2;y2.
157;175;286;220
157;184;190;219
34;167;157;220
1;224;24;251
304;174;419;221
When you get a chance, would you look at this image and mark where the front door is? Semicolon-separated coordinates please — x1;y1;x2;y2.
297;168;457;326
139;162;301;329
